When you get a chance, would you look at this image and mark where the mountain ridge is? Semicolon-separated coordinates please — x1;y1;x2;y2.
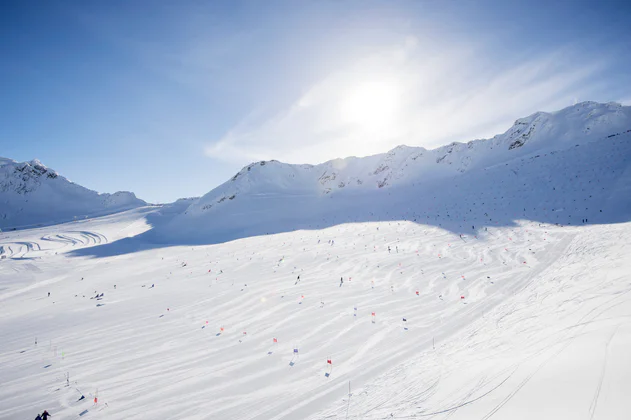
182;101;631;218
3;101;630;233
0;157;147;230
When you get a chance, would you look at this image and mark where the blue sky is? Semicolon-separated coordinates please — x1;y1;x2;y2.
1;0;630;203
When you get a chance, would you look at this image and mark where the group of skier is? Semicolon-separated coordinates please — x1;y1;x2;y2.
34;410;51;420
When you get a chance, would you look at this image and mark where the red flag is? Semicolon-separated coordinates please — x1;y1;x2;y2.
371;312;375;316
460;295;465;299
327;359;332;364
273;338;278;343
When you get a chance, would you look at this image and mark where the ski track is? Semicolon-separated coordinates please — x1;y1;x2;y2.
303;224;631;420
0;230;108;261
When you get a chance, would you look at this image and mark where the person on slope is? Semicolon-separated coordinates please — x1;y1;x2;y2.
339;277;344;287
41;410;51;420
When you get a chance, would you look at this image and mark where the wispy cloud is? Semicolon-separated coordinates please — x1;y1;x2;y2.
206;36;609;165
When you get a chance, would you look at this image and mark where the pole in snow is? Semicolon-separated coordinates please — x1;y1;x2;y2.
325;357;332;377
268;338;278;355
289;346;299;366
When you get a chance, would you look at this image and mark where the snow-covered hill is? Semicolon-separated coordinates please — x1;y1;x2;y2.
0;158;147;230
1;101;631;420
1;192;630;420
159;101;631;243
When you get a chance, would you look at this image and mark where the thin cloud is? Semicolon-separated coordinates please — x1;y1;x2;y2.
206;37;609;165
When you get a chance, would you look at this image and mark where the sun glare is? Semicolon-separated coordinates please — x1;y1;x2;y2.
340;81;400;131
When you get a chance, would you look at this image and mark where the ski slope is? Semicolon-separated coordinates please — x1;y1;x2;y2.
1;101;630;419
1;208;630;420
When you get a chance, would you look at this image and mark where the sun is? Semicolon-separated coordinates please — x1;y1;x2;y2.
339;81;400;131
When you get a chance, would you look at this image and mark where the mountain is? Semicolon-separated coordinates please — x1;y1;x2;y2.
2;103;631;419
3;101;630;238
0;158;147;230
155;101;631;243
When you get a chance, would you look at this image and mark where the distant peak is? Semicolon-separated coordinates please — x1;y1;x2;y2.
29;158;44;167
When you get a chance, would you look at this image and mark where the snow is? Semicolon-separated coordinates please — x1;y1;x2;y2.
0;159;147;230
166;101;631;243
0;101;630;420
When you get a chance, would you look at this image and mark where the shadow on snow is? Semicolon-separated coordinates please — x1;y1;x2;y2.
69;135;631;259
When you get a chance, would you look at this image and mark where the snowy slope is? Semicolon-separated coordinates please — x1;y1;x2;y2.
1;200;630;419
0;158;147;230
1;101;631;420
162;101;631;243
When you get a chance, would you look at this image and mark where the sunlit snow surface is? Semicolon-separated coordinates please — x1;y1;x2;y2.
1;102;631;419
1;217;630;418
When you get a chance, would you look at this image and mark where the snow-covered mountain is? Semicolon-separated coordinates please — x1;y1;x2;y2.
189;101;630;206
2;102;631;420
0;158;147;230
158;101;631;242
3;101;630;237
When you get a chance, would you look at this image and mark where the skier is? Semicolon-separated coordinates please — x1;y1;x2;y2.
47;292;50;298
34;415;42;420
41;411;51;420
388;246;391;253
339;277;344;287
